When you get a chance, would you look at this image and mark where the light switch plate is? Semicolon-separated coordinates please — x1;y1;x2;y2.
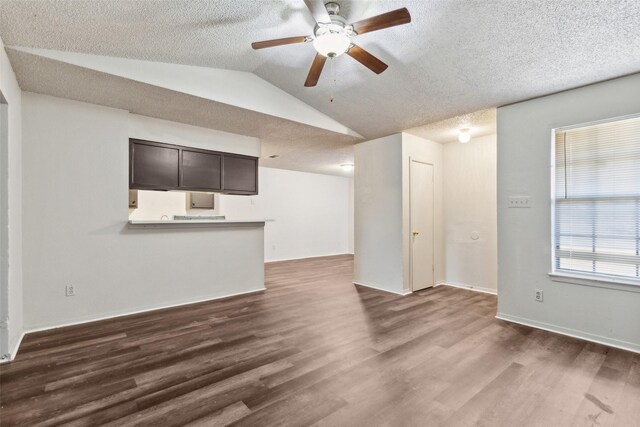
508;196;531;208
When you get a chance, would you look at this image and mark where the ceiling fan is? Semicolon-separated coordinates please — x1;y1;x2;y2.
251;0;411;87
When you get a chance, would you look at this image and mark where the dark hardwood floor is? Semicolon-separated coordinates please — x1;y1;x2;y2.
1;254;639;426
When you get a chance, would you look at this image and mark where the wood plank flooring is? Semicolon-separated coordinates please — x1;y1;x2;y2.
1;254;639;426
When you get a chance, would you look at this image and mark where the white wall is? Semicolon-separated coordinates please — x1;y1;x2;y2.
0;35;23;360
220;167;353;262
128;190;215;221
443;134;497;293
354;134;405;294
21;93;264;331
401;133;444;293
497;72;640;352
129;114;260;156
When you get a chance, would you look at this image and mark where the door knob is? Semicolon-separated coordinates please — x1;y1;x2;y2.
412;230;420;236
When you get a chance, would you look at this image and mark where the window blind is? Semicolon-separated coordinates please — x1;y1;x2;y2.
553;115;640;282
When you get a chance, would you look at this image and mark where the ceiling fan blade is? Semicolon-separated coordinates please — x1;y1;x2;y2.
304;0;331;24
251;36;309;50
347;44;388;74
351;7;411;35
304;54;327;87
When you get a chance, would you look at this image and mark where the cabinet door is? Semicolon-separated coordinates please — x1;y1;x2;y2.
181;149;222;191
223;155;258;195
130;140;180;189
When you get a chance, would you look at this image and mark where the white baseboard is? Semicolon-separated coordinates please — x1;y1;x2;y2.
266;253;353;263
496;312;640;355
0;331;26;364
353;280;408;296
23;287;266;336
437;281;497;295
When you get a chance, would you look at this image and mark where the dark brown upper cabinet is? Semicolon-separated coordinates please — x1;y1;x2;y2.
129;139;258;195
223;154;258;195
130;140;180;190
182;149;222;191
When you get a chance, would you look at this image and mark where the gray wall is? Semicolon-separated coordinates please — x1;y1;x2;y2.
497;73;640;352
21;93;265;331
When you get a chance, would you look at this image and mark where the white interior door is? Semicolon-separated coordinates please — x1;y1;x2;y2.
410;160;434;291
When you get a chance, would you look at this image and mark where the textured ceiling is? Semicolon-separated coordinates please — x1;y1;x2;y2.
1;0;640;174
405;108;496;144
9;46;362;138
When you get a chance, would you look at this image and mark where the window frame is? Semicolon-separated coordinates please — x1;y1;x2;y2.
550;113;640;291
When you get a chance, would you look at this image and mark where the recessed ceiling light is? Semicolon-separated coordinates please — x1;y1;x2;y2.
340;163;354;171
458;128;471;143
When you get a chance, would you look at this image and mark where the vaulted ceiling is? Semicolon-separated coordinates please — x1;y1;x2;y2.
1;0;639;175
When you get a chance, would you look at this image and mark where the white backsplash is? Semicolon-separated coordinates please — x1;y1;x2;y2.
128;190;219;220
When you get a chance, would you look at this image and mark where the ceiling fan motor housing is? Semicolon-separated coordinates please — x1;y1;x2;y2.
324;2;340;15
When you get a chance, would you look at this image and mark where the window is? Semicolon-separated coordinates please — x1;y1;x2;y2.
552;115;640;284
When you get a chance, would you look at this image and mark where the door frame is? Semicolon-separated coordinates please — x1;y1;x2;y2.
0;91;8;358
409;158;435;292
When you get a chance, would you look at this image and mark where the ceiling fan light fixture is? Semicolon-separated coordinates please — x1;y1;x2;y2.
313;32;351;58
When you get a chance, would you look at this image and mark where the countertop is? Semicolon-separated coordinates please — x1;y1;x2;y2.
128;219;270;228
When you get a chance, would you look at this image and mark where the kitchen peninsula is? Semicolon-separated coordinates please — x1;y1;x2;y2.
123;213;267;313
125;136;267;311
124;194;267;317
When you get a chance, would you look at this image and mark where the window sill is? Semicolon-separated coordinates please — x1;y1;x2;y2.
548;272;640;294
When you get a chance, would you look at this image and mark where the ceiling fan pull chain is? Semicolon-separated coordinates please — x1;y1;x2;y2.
330;57;336;103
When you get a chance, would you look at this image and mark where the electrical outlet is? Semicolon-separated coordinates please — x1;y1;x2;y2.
66;284;76;297
535;289;543;302
508;196;531;208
